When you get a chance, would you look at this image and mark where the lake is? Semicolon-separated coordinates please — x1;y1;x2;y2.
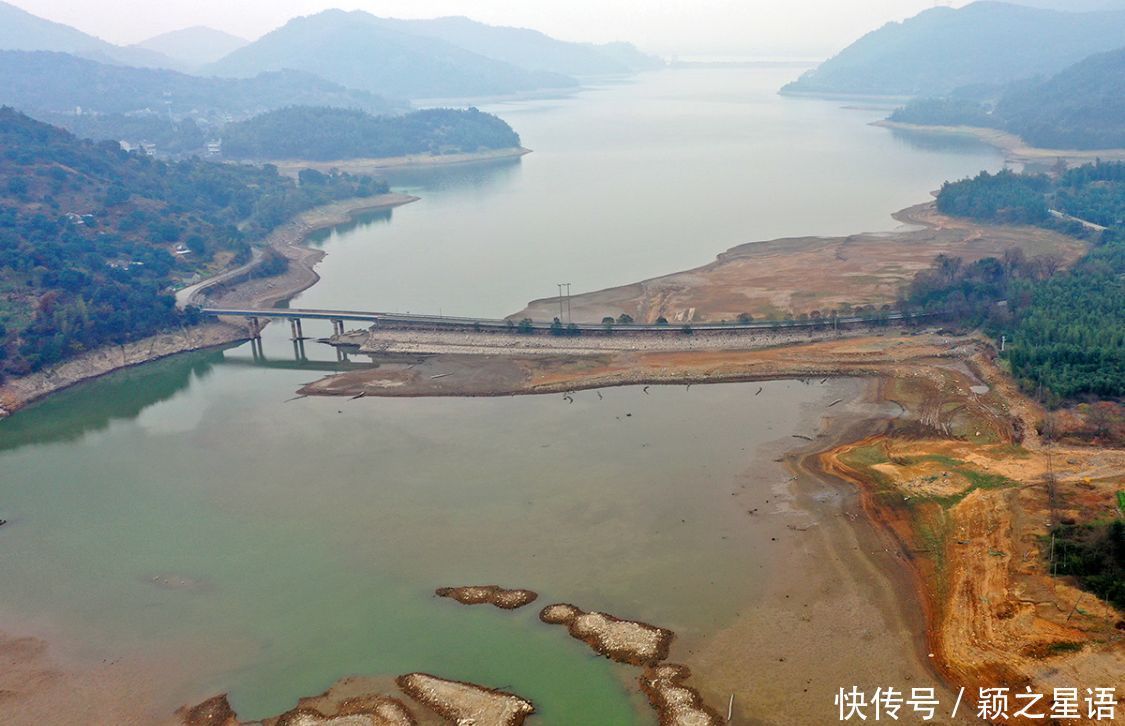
0;66;1002;723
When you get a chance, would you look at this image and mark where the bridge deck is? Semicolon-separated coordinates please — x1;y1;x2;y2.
201;307;918;333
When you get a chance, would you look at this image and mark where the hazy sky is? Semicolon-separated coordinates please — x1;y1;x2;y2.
11;0;970;57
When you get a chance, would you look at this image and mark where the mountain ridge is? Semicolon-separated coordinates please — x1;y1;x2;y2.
205;9;579;100
782;1;1125;97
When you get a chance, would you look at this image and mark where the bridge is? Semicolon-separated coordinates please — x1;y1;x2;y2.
201;306;923;340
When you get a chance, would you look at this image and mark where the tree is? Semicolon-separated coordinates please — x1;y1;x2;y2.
602;316;615;333
655;316;669;326
517;318;534;334
737;312;752;324
550;317;564;336
617;313;634;325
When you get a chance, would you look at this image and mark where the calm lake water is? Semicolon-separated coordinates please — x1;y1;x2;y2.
0;67;1002;723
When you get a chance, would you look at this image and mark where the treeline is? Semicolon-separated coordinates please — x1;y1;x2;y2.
903;164;1125;401
222;106;521;161
0;108;387;376
888;48;1125;151
935;169;1051;225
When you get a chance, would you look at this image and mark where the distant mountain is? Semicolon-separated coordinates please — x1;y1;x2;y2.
782;1;1125;97
375;16;662;76
206;9;578;100
1008;0;1125;9
0;51;403;118
0;0;179;69
133;26;248;68
888;47;1125;149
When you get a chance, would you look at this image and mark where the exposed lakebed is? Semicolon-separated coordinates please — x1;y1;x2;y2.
0;66;1003;723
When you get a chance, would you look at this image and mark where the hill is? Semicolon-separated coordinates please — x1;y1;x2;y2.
0;51;401;117
904;163;1125;400
995;47;1125;149
782;1;1125;97
375;16;661;77
889;47;1125;149
0;108;388;376
0;0;178;69
222;106;521;161
205;9;577;100
132;26;248;68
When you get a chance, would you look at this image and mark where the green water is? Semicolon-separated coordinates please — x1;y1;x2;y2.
0;349;838;721
0;66;1005;723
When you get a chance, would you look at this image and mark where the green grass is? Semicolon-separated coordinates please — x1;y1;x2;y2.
1117;491;1125;517
1047;641;1084;655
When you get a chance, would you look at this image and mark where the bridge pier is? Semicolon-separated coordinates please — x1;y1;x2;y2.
247;317;261;339
331;319;345;337
288;318;305;341
292;338;307;362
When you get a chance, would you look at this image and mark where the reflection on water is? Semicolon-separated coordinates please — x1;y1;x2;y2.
0;352;223;452
307;207;394;247
885;126;1000;156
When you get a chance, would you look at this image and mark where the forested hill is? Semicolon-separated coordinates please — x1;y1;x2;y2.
0;51;403;118
782;2;1125;97
994;47;1125;149
888;48;1125;149
222;107;521;161
903;163;1125;400
0;109;387;376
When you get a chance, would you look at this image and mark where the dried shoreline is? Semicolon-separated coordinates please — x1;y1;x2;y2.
267;147;531;178
873;119;1125;167
0;192;417;419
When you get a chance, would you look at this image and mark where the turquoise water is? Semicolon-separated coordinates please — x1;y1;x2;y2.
0;66;1003;722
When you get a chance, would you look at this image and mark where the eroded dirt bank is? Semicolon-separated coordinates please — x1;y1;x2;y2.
819;357;1124;722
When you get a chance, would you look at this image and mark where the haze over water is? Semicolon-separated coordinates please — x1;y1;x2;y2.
0;67;1004;722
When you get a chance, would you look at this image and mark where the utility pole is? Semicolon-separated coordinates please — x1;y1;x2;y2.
557;284;565;322
563;283;572;324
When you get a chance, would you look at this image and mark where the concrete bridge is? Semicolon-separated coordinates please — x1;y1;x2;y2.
201;306;923;340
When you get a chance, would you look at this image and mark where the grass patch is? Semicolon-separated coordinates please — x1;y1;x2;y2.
915;509;954;598
842;444;889;468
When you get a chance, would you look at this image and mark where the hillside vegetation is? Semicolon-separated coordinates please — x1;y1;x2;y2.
783;2;1125;97
0;109;387;376
903;163;1125;400
889;47;1125;149
222;107;521;161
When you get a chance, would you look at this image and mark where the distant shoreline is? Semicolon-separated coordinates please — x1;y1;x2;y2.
254;147;531;178
872;119;1125;166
